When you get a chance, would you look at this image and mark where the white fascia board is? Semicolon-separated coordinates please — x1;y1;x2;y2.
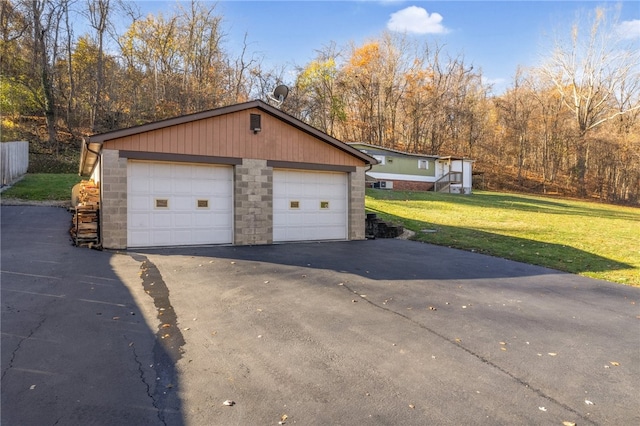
366;172;436;182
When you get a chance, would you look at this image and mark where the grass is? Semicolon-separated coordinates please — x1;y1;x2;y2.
1;173;82;200
2;175;638;285
366;189;640;286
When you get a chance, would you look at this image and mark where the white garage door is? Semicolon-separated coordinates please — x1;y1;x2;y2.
273;169;348;242
127;161;233;247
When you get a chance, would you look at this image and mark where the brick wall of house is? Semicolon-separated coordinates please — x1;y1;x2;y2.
378;180;434;191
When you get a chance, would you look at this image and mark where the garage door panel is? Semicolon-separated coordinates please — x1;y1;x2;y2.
130;179;150;193
152;178;172;192
273;170;347;242
172;197;192;210
194;214;214;227
151;230;171;245
129;196;151;211
128;161;233;247
129;231;150;247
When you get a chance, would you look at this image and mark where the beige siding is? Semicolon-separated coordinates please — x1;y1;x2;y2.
102;108;363;167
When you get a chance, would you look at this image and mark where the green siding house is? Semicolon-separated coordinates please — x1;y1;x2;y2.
349;143;474;193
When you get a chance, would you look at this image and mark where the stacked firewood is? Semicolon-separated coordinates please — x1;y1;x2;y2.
71;180;100;247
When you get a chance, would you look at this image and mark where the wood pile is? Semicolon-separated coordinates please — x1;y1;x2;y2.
70;180;100;247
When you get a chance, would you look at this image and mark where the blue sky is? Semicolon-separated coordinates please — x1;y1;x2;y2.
130;1;640;93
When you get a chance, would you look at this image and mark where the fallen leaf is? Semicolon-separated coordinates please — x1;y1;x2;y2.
499;342;507;345
223;400;235;406
455;338;462;343
409;404;415;409
501;347;507;351
166;383;174;389
548;353;557;356
281;414;288;422
112;316;120;320
29;385;36;390
562;422;576;426
610;361;620;366
264;280;269;284
585;399;594;405
161;323;171;328
161;334;170;339
183;327;190;330
352;299;358;303
429;306;437;311
538;406;547;412
230;261;236;264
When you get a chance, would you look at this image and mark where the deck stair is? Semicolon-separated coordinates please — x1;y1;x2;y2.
434;171;463;193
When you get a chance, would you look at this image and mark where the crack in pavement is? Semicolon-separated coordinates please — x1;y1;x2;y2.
1;315;47;382
340;282;597;426
129;254;184;426
125;335;165;426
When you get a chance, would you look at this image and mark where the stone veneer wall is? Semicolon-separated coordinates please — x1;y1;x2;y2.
234;159;273;245
348;166;366;240
100;149;128;249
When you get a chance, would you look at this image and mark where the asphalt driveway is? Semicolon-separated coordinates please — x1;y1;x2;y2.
2;205;639;425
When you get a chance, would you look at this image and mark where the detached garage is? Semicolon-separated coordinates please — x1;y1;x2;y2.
79;100;376;249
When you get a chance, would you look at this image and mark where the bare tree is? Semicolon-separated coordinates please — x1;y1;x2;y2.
540;6;640;195
27;0;64;152
86;0;110;131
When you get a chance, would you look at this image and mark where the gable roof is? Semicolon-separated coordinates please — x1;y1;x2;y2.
348;143;440;159
80;100;376;176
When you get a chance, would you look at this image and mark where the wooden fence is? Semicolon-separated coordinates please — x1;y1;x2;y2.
1;141;29;186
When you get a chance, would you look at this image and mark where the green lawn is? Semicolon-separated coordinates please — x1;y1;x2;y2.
366;189;640;286
1;173;82;200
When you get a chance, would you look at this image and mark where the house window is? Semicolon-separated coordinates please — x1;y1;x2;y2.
155;198;169;209
418;159;429;170
320;201;329;209
290;201;300;209
197;199;209;209
373;155;386;165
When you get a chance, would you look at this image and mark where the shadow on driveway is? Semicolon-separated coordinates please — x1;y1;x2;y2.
1;206;184;425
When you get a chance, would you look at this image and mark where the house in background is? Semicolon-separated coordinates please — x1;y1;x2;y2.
349;143;474;194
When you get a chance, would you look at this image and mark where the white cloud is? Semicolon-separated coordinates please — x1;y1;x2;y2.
616;19;640;40
387;6;448;35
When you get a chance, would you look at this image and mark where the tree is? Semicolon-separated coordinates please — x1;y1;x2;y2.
86;0;111;131
295;43;345;135
540;6;640;195
494;68;536;185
